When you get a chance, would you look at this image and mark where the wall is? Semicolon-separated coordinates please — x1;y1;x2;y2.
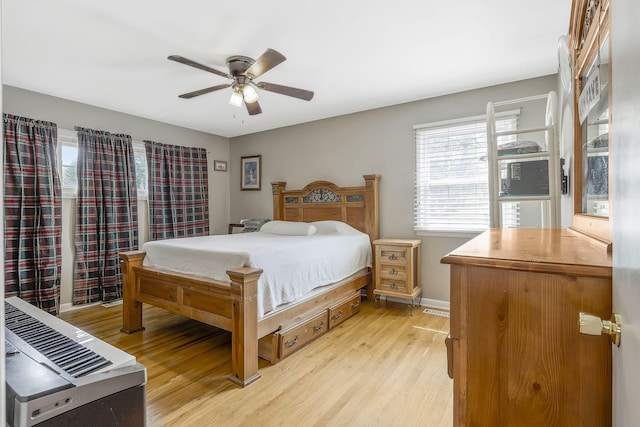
3;76;560;308
3;85;231;307
229;75;558;306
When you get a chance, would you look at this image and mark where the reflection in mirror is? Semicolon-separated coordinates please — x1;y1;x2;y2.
579;36;609;217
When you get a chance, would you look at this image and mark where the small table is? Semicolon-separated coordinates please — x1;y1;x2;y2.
228;223;245;234
372;238;422;314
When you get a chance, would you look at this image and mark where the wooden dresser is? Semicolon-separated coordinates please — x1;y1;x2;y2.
441;228;612;426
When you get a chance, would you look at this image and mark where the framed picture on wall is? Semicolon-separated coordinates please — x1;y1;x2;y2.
241;155;261;191
213;160;227;172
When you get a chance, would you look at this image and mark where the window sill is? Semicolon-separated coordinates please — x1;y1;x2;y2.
415;230;485;239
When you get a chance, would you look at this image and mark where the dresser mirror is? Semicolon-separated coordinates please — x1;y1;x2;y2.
569;0;611;244
579;36;609;217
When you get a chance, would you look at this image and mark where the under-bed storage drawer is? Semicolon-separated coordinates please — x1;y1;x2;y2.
328;292;361;329
259;311;328;363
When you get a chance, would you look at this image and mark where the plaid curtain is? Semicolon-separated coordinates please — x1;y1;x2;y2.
145;140;209;240
73;127;138;305
3;114;62;314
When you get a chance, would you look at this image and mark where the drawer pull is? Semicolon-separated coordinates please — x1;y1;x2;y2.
388;254;397;260
332;310;343;320
390;282;398;290
445;334;453;379
351;302;360;309
389;268;398;275
313;321;325;332
285;335;299;347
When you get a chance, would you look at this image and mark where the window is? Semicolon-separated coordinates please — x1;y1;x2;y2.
57;128;148;198
132;143;148;198
59;129;79;196
414;111;519;234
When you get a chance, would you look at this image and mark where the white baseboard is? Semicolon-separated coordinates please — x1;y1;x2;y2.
419;297;450;311
59;301;100;313
375;295;450;311
60;299;123;313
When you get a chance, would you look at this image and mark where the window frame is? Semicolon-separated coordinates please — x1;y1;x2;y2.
413;110;520;237
57;128;148;200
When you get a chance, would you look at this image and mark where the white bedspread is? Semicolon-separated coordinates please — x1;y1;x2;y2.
141;231;372;318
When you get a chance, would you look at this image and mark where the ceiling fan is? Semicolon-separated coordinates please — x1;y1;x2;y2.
168;48;314;115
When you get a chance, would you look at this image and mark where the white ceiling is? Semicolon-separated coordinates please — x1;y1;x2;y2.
2;0;571;138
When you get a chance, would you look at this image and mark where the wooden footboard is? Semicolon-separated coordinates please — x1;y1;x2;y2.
119;251;263;387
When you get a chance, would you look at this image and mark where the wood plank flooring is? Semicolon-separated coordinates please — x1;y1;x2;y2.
59;299;453;427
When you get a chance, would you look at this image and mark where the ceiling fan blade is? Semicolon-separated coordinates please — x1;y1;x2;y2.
257;82;314;101
168;55;231;79
245;100;262;115
245;49;286;80
178;84;231;99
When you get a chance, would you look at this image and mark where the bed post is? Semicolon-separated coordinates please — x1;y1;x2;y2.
228;267;263;387
271;181;286;220
119;251;146;333
363;174;380;301
363;174;380;241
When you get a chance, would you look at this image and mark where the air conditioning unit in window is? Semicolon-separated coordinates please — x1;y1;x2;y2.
501;160;549;197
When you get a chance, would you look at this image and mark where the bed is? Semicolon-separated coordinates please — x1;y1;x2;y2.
119;174;380;387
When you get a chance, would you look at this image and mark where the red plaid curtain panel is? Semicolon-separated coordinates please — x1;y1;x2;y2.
73;127;138;305
144;140;209;240
3;114;62;314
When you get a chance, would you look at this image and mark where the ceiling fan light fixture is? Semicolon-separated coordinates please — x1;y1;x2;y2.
169;48;314;115
242;84;259;104
229;88;243;107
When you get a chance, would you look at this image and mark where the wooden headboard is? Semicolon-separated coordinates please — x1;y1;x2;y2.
271;174;380;243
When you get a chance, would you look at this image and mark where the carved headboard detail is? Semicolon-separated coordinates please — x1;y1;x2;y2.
271;174;380;243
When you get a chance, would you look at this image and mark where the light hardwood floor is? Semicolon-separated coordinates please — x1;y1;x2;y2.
59;298;453;427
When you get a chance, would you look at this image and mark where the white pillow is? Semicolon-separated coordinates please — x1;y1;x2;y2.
259;220;317;236
311;220;361;235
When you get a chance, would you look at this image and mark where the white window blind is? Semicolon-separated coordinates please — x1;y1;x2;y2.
414;111;519;233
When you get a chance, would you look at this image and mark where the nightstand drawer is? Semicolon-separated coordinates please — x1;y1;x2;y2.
379;278;410;293
379;248;408;263
379;264;407;280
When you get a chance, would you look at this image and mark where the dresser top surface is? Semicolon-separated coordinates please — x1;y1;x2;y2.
441;228;612;277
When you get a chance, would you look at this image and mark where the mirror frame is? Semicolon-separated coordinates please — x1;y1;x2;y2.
568;0;611;245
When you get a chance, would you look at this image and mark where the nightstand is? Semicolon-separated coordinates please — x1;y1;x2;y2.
373;239;422;313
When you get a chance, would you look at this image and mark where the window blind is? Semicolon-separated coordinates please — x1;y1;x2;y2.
414;111;519;233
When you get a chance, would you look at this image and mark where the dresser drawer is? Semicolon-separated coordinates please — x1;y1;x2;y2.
379;264;407;281
328;292;361;329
